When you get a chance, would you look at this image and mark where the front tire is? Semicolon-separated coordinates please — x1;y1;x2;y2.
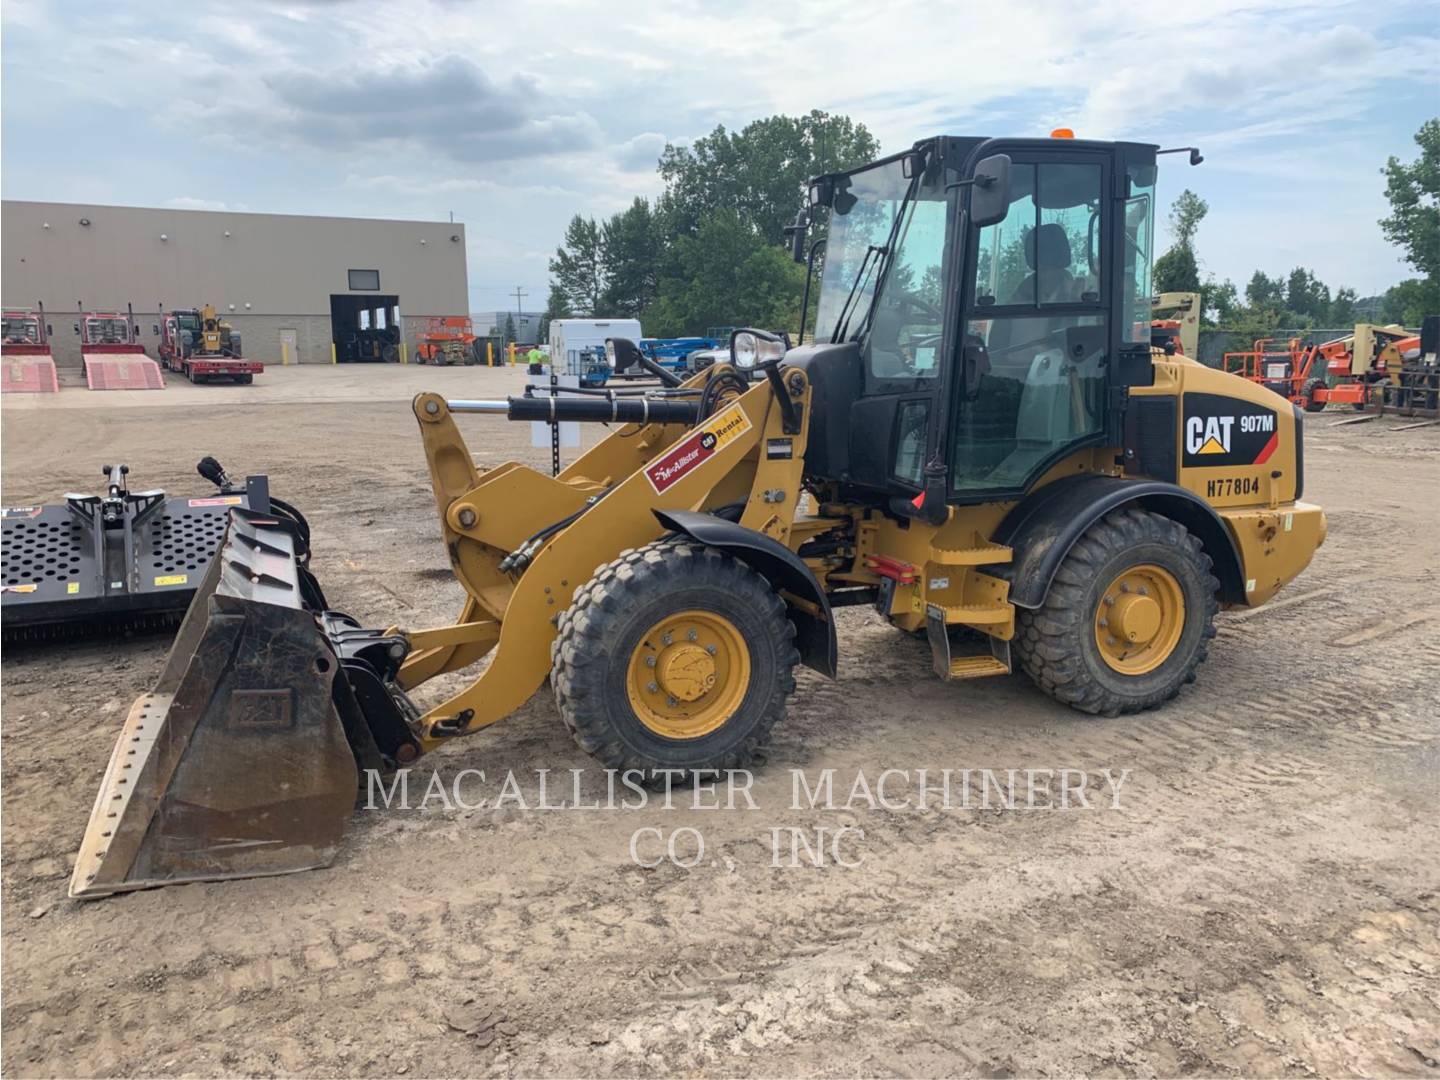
552;540;798;775
1012;508;1218;716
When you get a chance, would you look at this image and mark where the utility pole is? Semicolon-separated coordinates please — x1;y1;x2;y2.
512;286;528;340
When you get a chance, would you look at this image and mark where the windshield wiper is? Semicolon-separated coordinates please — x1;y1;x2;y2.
831;244;885;344
834;170;924;344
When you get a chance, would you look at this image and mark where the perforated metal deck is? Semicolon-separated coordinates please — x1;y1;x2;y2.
2;494;244;636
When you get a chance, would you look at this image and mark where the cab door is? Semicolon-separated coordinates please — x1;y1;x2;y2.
843;155;954;491
945;146;1117;501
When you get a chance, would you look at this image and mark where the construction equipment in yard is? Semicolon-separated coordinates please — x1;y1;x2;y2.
416;316;482;365
2;458;273;643
72;133;1329;898
1377;314;1439;417
77;306;164;391
2;306;59;393
1224;323;1421;413
158;305;264;384
1151;292;1200;357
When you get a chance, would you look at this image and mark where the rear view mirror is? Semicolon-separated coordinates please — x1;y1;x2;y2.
73;323;80;334
968;154;1012;228
784;209;810;264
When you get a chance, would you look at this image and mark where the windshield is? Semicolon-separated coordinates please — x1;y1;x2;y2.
813;159;910;344
86;318;129;342
177;315;200;332
2;317;40;343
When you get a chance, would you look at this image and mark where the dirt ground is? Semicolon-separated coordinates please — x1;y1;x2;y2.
2;370;1438;1078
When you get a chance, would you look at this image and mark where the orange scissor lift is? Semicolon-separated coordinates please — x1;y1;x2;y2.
415;316;482;365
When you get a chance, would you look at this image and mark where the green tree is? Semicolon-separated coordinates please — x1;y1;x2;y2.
647;211;805;337
537;282;570;343
658;110;879;242
1380;277;1440;324
1153;189;1208;294
502;313;517;346
549;215;605;315
1244;270;1284;310
600;197;662;317
1328;286;1358;326
1380;118;1440;282
1201;275;1241;325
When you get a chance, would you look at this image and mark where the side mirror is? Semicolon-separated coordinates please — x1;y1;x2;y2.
968;154;1012;229
783;209;809;264
46;324;53;336
152;324;160;335
73;322;80;334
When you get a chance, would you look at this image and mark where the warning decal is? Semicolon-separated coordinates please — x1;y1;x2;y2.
154;574;189;587
645;403;752;494
187;496;244;507
1;506;43;519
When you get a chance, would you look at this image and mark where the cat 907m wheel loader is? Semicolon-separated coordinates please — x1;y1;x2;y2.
72;134;1327;897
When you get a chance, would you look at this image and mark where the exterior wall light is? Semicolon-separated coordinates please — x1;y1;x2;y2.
79;218;91;227
160;234;168;241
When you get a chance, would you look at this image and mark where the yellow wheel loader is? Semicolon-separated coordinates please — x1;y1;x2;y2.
72;135;1327;898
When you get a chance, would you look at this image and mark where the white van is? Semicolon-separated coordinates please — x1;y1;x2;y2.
549;319;643;378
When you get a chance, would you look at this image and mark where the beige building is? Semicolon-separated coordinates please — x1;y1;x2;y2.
2;201;468;367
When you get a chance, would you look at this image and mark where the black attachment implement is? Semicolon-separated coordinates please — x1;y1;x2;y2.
1;459;267;644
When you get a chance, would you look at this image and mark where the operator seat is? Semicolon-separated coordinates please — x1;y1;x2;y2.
1007;223;1076;306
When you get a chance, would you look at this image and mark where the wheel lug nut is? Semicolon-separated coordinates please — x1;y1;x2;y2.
661;632;672;645
1098;618;1108;628
687;629;698;641
1107;636;1117;646
706;645;717;655
647;681;658;693
1104;596;1115;606
667;696;678;708
645;656;656;668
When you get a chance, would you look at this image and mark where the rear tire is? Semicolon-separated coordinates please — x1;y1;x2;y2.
552;540;798;776
1012;508;1218;716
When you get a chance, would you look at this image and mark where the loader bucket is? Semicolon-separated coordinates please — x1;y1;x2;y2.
70;508;359;898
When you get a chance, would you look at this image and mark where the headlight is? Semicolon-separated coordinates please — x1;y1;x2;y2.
732;332;759;369
730;329;785;370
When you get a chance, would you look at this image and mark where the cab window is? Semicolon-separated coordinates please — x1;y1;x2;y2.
974;163;1102;308
866;183;947;381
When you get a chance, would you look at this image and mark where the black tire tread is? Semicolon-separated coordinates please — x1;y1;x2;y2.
551;538;798;774
1012;508;1219;717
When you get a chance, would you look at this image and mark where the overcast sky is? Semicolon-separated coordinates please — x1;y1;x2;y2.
3;0;1436;311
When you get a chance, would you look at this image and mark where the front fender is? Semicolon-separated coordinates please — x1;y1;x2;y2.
993;475;1246;608
653;509;837;678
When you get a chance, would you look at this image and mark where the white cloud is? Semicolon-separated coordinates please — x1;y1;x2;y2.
3;0;1435;299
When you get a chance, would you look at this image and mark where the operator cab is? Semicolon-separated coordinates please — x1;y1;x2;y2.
782;135;1160;518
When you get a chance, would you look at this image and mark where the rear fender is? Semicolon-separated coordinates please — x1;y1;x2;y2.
654;509;837;678
993;475;1246;608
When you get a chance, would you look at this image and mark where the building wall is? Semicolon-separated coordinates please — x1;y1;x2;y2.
472;310;545;344
2;201;468;366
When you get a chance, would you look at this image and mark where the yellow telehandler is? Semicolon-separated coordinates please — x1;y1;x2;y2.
72;134;1326;897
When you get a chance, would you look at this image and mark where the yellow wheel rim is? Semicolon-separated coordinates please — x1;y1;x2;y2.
1093;564;1185;675
626;610;750;739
